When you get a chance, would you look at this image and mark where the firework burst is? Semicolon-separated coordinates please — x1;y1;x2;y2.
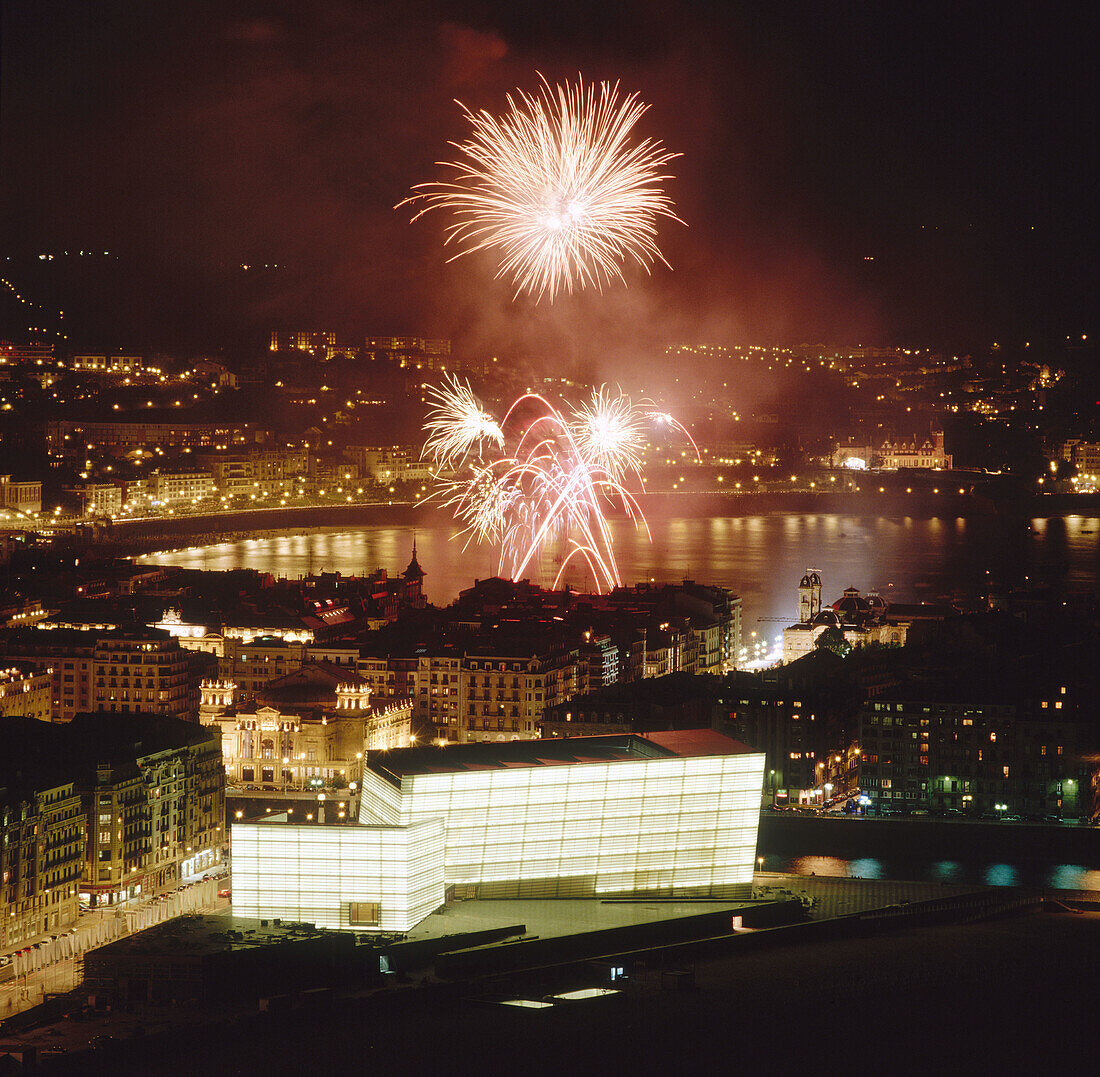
401;75;682;302
423;380;695;592
421;373;504;471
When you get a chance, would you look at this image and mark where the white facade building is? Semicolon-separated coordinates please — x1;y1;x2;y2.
232;731;765;931
233;818;443;932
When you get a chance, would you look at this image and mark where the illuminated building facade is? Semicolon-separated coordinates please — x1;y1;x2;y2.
233;730;764;931
0;663;53;721
0;779;83;947
0;475;42;515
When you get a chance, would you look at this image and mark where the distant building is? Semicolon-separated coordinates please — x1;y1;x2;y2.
1061;440;1100;479
63;482;122;517
71;355;147;376
0;342;55;363
218;637;308;695
193;448;307;500
833;430;951;470
233;730;764;932
344;445;435;485
783;573;915;663
0;475;42;515
2;626;198;722
364;336;451;370
539;671;724;739
269;330;336;355
46;418;264;459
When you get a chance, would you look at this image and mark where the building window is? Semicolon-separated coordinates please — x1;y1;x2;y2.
349;902;381;926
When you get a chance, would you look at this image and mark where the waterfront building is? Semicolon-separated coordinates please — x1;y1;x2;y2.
233;730;765;932
63;482;123;517
344;445;436;485
783;575;912;663
854;694;1092;818
193;447;308;500
0;475;42;515
832;430;951;470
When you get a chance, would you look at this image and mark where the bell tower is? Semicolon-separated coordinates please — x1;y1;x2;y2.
798;570;822;623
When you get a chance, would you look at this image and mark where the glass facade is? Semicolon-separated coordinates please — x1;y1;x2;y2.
232;817;444;932
367;752;763;899
236;736;764;931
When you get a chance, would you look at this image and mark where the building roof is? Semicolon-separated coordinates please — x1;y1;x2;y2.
367;730;755;785
258;660;365;707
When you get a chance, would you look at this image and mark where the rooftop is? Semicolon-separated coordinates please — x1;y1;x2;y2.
367;729;754;784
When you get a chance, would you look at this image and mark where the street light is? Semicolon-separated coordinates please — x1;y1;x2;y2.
282;756;289;794
823;782;833;809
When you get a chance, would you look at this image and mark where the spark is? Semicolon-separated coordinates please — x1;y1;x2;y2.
422;373;504;470
422;380;693;591
401;75;682;302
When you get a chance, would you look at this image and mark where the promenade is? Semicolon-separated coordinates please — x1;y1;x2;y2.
0;878;224;1022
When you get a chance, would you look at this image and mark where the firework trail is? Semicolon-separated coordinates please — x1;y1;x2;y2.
422;381;694;592
401;75;682;302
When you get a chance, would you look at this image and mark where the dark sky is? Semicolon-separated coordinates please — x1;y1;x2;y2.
1;0;1095;362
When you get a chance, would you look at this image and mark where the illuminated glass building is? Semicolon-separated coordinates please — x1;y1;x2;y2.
233;731;764;932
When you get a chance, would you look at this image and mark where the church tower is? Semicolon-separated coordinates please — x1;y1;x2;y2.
798;571;822;623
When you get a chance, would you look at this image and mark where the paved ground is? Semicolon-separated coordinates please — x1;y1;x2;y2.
406;896;752;943
753;870;983;919
0;893;230;1023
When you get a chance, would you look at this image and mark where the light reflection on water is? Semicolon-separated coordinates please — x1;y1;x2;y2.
771;855;1099;891
984;863;1020;887
142;512;1100;616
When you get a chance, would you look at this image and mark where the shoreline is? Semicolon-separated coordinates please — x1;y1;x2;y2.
76;488;1100;559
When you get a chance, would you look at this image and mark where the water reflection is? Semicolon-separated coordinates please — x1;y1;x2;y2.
983;864;1020;887
790;856;849;878
1046;864;1092;891
847;858;884;879
144;512;1100;615
767;852;1100;892
931;860;962;882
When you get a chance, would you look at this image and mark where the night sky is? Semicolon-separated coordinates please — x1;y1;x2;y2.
1;0;1094;361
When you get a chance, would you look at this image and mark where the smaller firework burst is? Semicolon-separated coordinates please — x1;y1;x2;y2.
421;373;504;471
422;380;697;592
